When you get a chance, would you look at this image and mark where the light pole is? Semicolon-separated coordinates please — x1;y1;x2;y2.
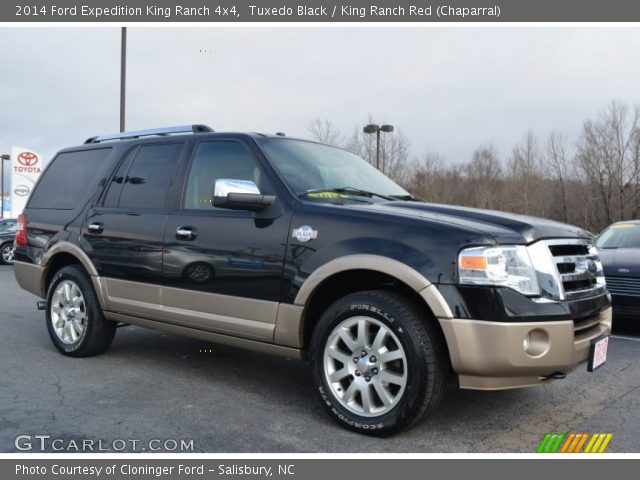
0;154;10;219
363;124;394;171
120;27;127;132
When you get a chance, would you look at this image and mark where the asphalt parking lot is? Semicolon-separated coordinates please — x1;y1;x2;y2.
0;264;639;453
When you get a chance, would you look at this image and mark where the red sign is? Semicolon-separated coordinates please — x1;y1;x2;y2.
17;151;38;166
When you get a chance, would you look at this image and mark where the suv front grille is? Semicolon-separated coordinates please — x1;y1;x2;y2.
605;275;640;297
528;239;607;301
548;244;590;257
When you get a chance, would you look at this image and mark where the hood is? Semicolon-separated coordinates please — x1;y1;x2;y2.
359;201;591;244
599;248;640;278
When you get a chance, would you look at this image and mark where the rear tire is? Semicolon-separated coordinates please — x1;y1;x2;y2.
310;290;447;436
0;243;14;265
46;265;116;357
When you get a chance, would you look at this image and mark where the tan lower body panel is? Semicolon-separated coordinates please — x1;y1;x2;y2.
105;312;303;360
439;307;612;390
101;278;278;342
13;261;45;297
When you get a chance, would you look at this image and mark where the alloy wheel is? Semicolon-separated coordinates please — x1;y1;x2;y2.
323;316;408;417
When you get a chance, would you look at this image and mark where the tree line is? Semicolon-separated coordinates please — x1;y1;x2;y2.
308;101;640;233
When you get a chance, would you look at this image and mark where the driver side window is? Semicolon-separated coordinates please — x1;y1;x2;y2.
184;141;265;210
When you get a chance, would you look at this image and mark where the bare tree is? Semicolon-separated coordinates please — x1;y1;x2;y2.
508;131;542;215
545;131;571;222
406;151;445;201
577;101;640;226
344;116;411;183
465;145;503;210
307;118;343;146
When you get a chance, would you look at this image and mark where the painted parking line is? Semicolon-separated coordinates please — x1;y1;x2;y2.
611;334;640;342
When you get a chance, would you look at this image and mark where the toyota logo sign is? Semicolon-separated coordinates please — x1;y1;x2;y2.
14;185;30;197
17;151;38;166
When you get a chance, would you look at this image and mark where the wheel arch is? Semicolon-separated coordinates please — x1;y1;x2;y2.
292;255;454;351
41;243;107;309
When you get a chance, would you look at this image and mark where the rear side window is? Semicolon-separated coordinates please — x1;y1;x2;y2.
116;143;183;209
29;148;112;210
102;148;137;207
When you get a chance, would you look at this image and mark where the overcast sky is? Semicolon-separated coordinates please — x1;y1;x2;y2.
1;27;640;179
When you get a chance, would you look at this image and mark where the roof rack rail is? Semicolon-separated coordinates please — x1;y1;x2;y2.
84;124;214;144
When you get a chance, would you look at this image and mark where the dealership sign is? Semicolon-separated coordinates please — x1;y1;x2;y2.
11;147;45;217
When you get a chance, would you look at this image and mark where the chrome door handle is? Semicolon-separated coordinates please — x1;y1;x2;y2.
176;226;197;240
87;221;103;234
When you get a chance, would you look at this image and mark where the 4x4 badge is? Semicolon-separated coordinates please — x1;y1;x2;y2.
292;225;318;243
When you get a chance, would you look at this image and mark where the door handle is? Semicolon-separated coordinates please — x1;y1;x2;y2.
176;226;197;240
87;221;104;234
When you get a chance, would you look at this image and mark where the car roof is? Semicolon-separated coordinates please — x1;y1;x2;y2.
57;131;318;155
611;220;640;225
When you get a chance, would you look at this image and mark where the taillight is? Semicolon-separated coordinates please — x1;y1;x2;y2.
16;214;27;246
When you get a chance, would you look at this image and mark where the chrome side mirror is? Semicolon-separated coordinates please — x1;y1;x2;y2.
212;179;275;211
214;179;261;197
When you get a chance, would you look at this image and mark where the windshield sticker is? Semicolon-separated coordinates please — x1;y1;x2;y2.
305;192;349;198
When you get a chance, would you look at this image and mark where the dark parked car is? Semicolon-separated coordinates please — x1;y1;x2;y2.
0;229;15;265
13;125;612;435
0;218;17;232
597;221;640;320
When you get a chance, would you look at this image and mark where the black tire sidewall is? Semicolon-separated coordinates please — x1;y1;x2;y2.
45;266;97;355
310;292;432;436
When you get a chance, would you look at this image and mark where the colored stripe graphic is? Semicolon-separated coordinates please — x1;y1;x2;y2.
573;433;589;453
584;433;613;453
537;433;565;453
538;433;612;453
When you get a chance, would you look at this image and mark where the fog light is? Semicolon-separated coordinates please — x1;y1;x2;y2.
523;329;550;357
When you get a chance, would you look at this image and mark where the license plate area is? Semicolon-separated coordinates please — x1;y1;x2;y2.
588;335;609;372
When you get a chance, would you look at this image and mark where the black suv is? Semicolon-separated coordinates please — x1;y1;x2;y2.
14;125;612;435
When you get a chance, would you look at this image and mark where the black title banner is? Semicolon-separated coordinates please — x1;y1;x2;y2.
4;0;640;22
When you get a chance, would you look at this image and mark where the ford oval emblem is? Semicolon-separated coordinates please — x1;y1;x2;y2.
587;260;598;275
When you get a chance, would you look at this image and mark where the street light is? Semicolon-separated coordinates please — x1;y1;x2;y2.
0;154;10;219
363;123;394;171
120;27;127;132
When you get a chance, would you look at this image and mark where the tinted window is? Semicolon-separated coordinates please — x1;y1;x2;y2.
29;148;112;210
118;143;183;209
184;141;265;210
103;148;137;207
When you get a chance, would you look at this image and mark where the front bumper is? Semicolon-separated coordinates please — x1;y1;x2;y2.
439;306;612;390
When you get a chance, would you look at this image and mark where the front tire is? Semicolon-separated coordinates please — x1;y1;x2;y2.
46;265;116;357
310;290;447;436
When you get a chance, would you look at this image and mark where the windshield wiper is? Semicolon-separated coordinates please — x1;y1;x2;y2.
298;187;395;201
389;194;423;202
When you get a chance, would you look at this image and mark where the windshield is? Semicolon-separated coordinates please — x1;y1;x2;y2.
596;223;640;249
258;138;409;202
0;220;16;232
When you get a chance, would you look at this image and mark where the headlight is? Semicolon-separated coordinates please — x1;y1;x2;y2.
458;245;540;296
